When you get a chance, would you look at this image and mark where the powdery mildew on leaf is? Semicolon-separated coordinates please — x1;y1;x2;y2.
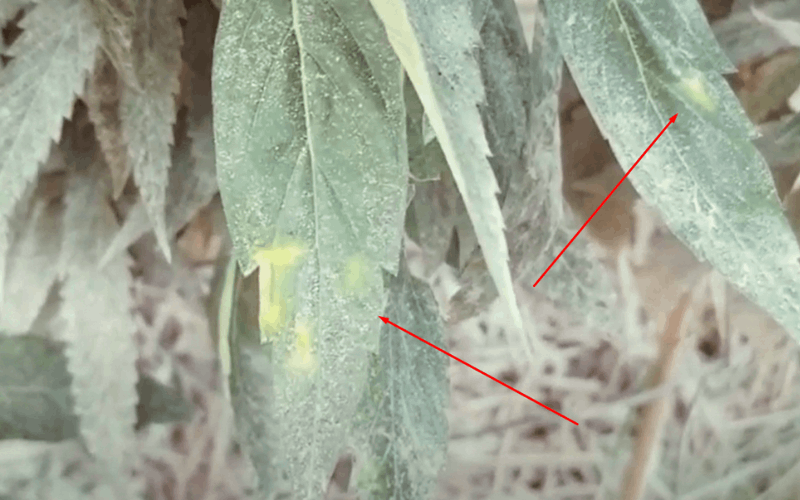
58;161;142;499
516;1;618;332
437;0;617;333
0;0;99;307
545;0;800;341
0;439;117;499
98;113;218;269
0;334;78;441
0;181;62;335
349;255;448;500
85;52;131;199
213;0;408;497
121;0;185;264
368;0;530;355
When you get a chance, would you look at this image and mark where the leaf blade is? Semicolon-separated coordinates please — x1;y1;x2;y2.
213;0;408;497
369;0;530;356
0;0;99;306
350;254;449;500
545;0;800;339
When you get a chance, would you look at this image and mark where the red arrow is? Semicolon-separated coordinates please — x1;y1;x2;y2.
533;114;678;287
379;316;579;425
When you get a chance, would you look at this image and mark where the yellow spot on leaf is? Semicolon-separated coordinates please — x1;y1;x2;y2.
253;241;307;344
343;253;369;291
677;71;716;112
286;319;318;377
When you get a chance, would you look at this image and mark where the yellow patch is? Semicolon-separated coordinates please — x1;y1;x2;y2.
286;319;318;377
676;71;716;112
342;253;369;292
253;242;307;344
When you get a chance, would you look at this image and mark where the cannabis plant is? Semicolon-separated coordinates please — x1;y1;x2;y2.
1;0;800;498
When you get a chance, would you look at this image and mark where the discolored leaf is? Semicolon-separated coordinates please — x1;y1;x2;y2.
368;0;530;358
85;52;130;199
58;160;141;499
121;0;186;264
0;174;62;335
545;0;800;340
349;254;448;500
0;0;99;307
0;334;77;441
213;0;408;497
0;333;192;442
99;112;218;269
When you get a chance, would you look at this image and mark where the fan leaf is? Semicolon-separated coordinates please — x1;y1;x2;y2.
213;0;408;497
349;253;449;500
544;0;800;339
0;0;99;306
368;0;531;357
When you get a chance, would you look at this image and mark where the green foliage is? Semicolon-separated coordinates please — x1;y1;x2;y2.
2;0;800;498
349;254;448;500
213;0;408;497
58;159;142;498
369;0;532;360
0;0;100;306
0;334;191;441
544;0;800;340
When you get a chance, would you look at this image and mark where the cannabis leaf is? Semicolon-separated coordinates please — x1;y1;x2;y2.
0;334;78;441
213;0;408;497
545;0;800;339
226;267;284;499
85;52;130;199
0;333;191;441
99;113;218;269
368;0;530;357
120;0;185;263
504;0;618;332
0;0;99;307
58;160;141;499
349;254;448;500
0;180;61;335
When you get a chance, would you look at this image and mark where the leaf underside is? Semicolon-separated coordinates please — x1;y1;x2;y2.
213;0;408;497
545;0;800;340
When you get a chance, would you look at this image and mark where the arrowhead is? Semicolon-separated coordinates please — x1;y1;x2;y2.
378;316;390;324
669;113;678;123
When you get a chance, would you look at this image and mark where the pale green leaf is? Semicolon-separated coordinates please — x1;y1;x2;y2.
227;269;284;499
508;0;618;331
0;0;99;306
0;334;77;441
368;0;530;356
0;440;108;500
99;113;218;269
349;254;448;500
545;0;800;339
213;0;408;497
120;0;185;263
58;160;141;499
85;52;131;200
0;333;191;441
0;187;61;335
